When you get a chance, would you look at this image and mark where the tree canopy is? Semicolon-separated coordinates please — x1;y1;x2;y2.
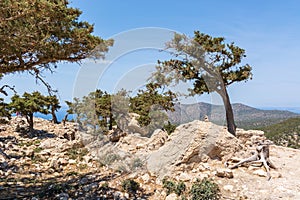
0;0;113;93
67;85;176;135
130;83;176;128
9;91;60;132
152;32;252;135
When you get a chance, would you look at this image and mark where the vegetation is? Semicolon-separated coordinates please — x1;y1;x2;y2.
66;89;116;133
0;98;10;121
162;178;186;196
130;83;177;134
163;121;177;135
67;85;176;135
121;179;140;194
152;32;252;135
45;95;61;124
260;117;300;149
162;178;220;199
189;178;220;200
0;0;112;94
9;91;60;132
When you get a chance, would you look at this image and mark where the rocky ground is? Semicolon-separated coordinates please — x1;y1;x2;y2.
0;117;299;199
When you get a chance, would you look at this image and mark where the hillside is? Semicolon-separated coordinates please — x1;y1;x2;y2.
168;102;300;129
1;117;300;199
259;117;300;149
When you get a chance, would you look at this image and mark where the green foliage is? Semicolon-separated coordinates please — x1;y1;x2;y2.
189;178;220;200
33;147;43;153
68;86;176;135
66;148;89;161
66;89;121;134
163;121;177;135
45;95;61;123
130;83;176;133
260;117;300;149
0;98;10;121
99;153;121;166
121;179;140;193
0;0;113;76
152;31;253;135
9;91;59;132
162;178;186;196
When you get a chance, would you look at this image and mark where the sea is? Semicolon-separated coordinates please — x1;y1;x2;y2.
33;107;74;121
34;106;300;122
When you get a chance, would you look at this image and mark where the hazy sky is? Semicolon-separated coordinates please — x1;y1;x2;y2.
3;0;300;108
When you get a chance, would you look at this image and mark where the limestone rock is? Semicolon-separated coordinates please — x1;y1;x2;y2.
127;113;147;135
253;169;267;177
147;120;240;177
223;184;234;192
141;173;151;183
165;193;177;200
215;168;234;178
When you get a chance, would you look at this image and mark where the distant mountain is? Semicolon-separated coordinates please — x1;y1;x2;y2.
168;102;300;129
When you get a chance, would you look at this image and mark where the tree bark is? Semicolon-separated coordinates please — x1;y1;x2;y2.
28;114;34;133
218;85;236;136
51;106;59;124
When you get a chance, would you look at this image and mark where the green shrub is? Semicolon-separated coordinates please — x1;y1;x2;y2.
130;158;144;170
99;153;121;166
67;148;88;160
189;178;220;200
121;179;139;193
163;121;177;135
162;178;186;196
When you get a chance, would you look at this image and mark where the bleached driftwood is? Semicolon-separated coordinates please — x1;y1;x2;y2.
228;143;276;180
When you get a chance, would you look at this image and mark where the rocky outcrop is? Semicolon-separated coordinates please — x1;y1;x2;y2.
146;121;240;177
1;117;300;200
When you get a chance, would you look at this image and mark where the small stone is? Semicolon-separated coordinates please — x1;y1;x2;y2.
141;173;150;183
223;184;234;192
165;193;177;200
68;159;76;164
253;169;267;177
124;192;130;199
176;172;191;181
80;177;88;185
58;158;68;165
215;168;233;178
57;192;69;200
271;171;282;178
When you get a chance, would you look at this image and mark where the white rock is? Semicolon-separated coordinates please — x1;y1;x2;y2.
165;193;177;200
68;159;76;164
176;172;191;181
141;173;151;183
223;184;234;192
253;169;267;177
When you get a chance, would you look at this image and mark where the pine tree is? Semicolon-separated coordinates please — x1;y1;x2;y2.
152;32;252;136
0;0;113;94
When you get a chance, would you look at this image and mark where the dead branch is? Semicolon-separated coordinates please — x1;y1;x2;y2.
228;143;276;180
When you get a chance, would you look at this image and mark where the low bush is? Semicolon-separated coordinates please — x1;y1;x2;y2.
121;179;140;193
189;178;220;200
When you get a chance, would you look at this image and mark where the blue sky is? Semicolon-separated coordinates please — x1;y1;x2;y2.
3;0;300;108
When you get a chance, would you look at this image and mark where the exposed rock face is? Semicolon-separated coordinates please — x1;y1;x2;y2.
146;121;240;177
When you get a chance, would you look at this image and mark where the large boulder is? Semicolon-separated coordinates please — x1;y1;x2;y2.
146;120;240;177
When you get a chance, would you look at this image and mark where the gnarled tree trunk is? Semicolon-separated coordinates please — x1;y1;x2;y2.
217;85;236;136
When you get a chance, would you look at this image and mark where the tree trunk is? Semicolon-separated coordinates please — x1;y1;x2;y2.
218;86;236;136
108;113;113;130
28;114;34;133
62;114;68;126
51;106;58;124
